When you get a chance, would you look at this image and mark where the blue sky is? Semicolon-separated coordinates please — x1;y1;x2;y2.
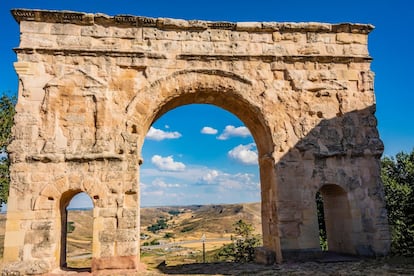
1;1;413;208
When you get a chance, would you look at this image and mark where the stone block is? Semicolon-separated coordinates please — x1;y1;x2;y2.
230;31;249;41
116;229;138;242
5;219;21;232
92;255;138;270
102;218;117;230
182;41;214;53
99;230;115;243
250;32;272;43
255;246;275;265
31;221;52;230
51;23;81;35
99;242;115;257
116;241;138;256
2;260;50;275
20;33;56;48
118;216;137;229
24;230;53;245
31;243;54;258
340;69;360;81
336;33;367;44
112;26;142;40
236;22;262;31
356;245;374;256
21;21;51;34
99;208;117;217
4;231;25;247
2;246;20;262
209;29;230;42
81;25;111;37
343;44;368;56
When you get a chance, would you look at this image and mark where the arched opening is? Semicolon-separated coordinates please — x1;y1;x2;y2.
140;103;263;267
127;70;281;264
60;191;93;271
316;184;353;254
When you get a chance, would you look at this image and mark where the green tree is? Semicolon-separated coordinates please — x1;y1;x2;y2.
0;94;16;205
381;149;414;256
67;221;75;233
316;191;328;250
216;220;260;263
147;218;168;233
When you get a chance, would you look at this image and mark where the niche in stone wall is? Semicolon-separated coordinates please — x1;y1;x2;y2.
41;70;106;155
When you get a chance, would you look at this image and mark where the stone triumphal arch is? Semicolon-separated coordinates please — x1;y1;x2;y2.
3;9;390;274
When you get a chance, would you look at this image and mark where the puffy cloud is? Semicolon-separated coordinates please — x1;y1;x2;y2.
228;143;258;165
140;165;260;205
146;126;181;141
217;125;251;140
199;169;259;191
201;126;218;135
201;170;219;183
143;165;258;190
151;155;186;171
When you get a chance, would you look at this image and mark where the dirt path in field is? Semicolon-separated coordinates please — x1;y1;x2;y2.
67;238;91;244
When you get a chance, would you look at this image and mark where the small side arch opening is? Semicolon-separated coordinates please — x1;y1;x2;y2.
316;184;354;254
60;190;94;271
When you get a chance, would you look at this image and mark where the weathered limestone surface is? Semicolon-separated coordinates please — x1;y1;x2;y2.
3;9;389;274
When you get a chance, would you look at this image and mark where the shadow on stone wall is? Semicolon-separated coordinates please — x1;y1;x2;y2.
276;104;389;259
156;104;389;273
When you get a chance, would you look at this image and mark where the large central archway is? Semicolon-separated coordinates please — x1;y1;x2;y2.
128;70;280;262
3;9;390;275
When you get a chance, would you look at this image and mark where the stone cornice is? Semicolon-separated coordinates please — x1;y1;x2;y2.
14;48;167;59
13;47;372;63
177;54;372;63
11;9;374;34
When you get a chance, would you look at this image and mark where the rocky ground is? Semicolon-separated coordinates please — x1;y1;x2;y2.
1;256;413;275
139;256;414;276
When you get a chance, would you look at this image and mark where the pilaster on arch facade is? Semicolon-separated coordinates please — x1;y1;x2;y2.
3;8;390;274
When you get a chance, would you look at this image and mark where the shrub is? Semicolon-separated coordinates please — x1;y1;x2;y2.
215;220;260;263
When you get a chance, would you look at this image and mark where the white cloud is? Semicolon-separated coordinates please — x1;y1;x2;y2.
152;178;181;188
142;165;258;190
140;165;260;205
218;173;259;191
142;190;165;197
146;126;181;141
201;170;219;183
199;169;259;191
151;155;186;171
228;143;258;165
201;126;218;135
217;125;251;140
